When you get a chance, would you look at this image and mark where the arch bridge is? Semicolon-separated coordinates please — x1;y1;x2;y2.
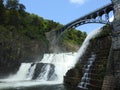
55;3;114;35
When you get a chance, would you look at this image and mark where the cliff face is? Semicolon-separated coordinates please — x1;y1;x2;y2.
45;30;83;53
64;26;112;89
0;27;49;78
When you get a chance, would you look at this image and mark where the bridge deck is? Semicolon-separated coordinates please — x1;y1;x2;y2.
55;3;114;37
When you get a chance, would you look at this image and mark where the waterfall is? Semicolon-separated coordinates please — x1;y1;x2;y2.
26;63;37;80
78;53;96;89
36;52;77;83
0;28;102;89
12;63;33;81
75;28;101;64
0;63;37;82
76;29;102;89
0;52;76;85
37;64;53;81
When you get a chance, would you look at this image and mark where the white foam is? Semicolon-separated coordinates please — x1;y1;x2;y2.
0;52;77;89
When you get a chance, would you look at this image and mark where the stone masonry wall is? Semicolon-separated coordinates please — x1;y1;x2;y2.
102;34;120;90
64;35;112;90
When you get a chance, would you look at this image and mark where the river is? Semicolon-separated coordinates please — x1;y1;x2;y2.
0;84;80;90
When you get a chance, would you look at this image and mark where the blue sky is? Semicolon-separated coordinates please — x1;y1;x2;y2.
19;0;113;34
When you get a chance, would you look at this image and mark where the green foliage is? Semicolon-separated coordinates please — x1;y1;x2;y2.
5;0;25;11
5;0;19;10
74;62;82;69
0;0;5;24
62;29;87;46
44;20;63;32
0;0;87;48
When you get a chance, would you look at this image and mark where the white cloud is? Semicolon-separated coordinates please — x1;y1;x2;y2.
70;0;88;5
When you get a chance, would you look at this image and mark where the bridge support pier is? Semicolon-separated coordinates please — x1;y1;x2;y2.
102;35;120;90
102;0;120;90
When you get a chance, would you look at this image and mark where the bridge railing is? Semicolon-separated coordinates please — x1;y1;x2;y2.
65;3;113;28
48;3;114;41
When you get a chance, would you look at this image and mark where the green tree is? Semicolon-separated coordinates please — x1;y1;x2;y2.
6;0;19;10
18;3;25;12
9;10;20;27
0;0;5;25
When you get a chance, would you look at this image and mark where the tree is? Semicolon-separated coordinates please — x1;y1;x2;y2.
18;3;25;12
5;0;19;10
8;10;20;27
5;0;25;12
0;0;5;25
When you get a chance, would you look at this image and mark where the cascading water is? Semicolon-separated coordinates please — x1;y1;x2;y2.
37;64;50;81
75;28;101;63
37;53;77;82
0;63;33;82
0;52;77;89
76;29;102;89
0;29;102;89
78;53;96;89
26;63;37;80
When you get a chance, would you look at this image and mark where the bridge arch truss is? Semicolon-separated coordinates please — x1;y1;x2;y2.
56;3;114;34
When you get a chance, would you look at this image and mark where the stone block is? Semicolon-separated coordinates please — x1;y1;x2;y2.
112;35;120;49
113;20;120;32
102;75;116;90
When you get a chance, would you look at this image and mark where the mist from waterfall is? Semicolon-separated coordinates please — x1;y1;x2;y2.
74;28;101;63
